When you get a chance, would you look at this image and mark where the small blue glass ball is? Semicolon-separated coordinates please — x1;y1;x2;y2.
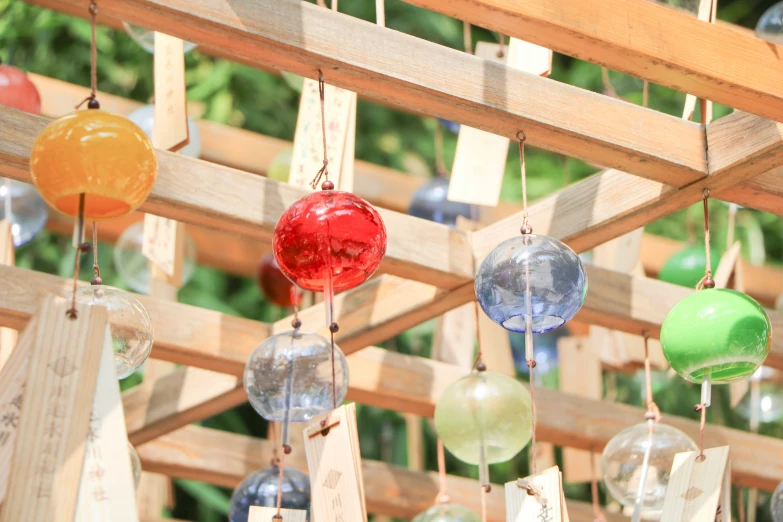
475;234;587;333
757;1;783;45
229;466;311;522
510;326;568;375
0;178;48;247
438;118;461;134
407;176;474;227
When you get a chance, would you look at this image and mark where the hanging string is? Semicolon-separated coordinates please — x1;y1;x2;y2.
694;400;707;461
495;32;506;59
642;80;649;109
76;0;100;110
590;451;606;522
434;121;448;176
517;132;531;234
643;334;661;423
90;222;102;285
463;22;472;54
310;71;331;190
480;485;488;522
66;194;89;319
330;324;338;410
600;67;620;99
435;438;450;504
631;335;661;522
696;189;715;290
290;285;302;329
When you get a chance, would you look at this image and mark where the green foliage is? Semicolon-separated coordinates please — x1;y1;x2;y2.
1;0;782;520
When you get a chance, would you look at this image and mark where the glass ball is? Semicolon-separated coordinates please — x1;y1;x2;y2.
413;504;480;522
653;0;700;15
661;289;771;384
434;371;532;465
658;245;720;288
0;64;41;114
122;23;197;54
510;326;568;376
757;2;783;45
736;382;783;424
128;441;141;489
0;179;48;247
229;466;311;522
267;147;292;183
273;190;387;292
112;221;197;294
771;480;783;522
30;110;157;220
244;330;349;422
126;104;202;158
407;176;474;227
257;254;294;308
71;286;153;379
281;72;304;93
438;118;461;134
475;234;587;333
601;423;698;514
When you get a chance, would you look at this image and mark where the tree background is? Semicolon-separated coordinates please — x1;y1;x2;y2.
1;0;782;520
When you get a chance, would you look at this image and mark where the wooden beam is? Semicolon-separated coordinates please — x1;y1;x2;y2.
400;0;783;123
134;425;623;522
38;0;708;187
0;106;473;290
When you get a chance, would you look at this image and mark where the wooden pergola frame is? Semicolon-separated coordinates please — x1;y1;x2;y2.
3;0;783;520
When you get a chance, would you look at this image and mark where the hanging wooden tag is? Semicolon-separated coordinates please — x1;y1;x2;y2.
0;219;17;369
303;403;367;522
660;446;731;522
0;295;108;522
449;40;552;207
558;337;603;483
249;506;308;522
142;214;186;284
505;466;568;522
288;78;354;191
432;302;477;370
75;327;139;522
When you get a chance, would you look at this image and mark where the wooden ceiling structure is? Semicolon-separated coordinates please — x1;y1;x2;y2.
3;0;783;520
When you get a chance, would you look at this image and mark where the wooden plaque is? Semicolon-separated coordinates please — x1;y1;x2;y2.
505;466;567;522
153;32;189;152
660;446;730;522
0;219;16;369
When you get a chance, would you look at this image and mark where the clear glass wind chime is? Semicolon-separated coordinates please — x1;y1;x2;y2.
242;70;387;519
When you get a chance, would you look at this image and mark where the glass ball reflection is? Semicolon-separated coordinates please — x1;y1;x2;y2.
257;254;295;308
771;480;783;522
229;466;311;522
244;330;349;422
267;148;292;183
273;190;387;292
475;234;587;333
72;286;153;379
0;179;48;247
434;371;532;465
128;441;141;489
113;221;197;294
127;104;202;158
122;23;197;54
413;504;480;522
601;423;697;514
757;2;783;45
510;326;568;376
0;64;41;114
736;382;783;424
661;289;771;384
407;176;474;227
658;245;720;288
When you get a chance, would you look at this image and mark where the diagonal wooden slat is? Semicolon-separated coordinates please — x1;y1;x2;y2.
400;0;783;123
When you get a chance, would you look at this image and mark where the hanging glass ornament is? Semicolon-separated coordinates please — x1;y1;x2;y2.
122;23;197;54
661;289;771;384
736;381;783;424
407;176;473;227
112;221;197;294
0;62;41;114
70;285;153;379
127;104;202;159
654;0;700;14
257;254;295;308
229;466;311;522
510;326;567;377
438;118;460;134
434;371;532;466
475;234;587;332
30;110;157;220
0;178;48;247
412;504;480;522
772;480;783;522
273;189;386;293
244;330;348;444
601;423;698;515
281;72;304;93
757;2;783;45
266;147;293;183
658;244;720;288
128;441;142;489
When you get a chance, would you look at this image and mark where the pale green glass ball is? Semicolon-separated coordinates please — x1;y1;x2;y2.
434;371;532;465
412;504;480;522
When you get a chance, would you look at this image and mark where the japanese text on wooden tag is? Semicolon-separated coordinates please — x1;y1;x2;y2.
249;506;308;522
505;466;566;522
142;214;185;283
289;79;355;191
660;446;731;522
153;32;189;152
303;403;367;522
